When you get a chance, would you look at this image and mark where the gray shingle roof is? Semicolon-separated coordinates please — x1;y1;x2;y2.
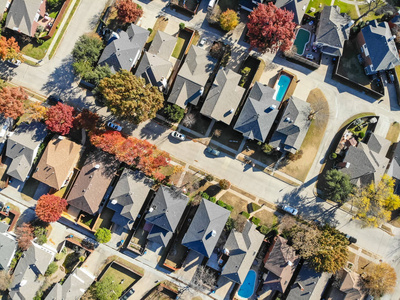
6;0;44;37
0;232;17;270
167;45;216;108
147;225;173;247
182;199;230;258
269;97;311;153
361;20;400;74
148;31;177;61
221;221;264;284
98;24;149;73
275;0;309;24
388;142;400;180
6;122;47;181
315;6;351;56
44;267;95;300
108;169;154;229
0;221;9;233
286;262;322;300
135;52;172;87
234;82;281;142
201;68;245;125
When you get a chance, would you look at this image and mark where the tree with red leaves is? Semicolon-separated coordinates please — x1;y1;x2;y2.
90;130;126;155
15;223;34;251
0;36;24;62
45;103;75;135
73;109;99;132
0;86;27;119
116;0;143;24
247;3;296;53
35;194;68;223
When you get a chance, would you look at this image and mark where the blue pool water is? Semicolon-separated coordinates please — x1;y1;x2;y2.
274;74;291;102
237;270;257;299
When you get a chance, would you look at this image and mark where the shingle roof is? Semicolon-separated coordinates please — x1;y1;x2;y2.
6;0;43;36
269;97;311;153
338;269;365;300
67;151;118;215
32;136;82;190
0;232;17;270
275;0;309;24
167;45;216;108
182;199;230;258
234;82;280;142
6;122;47;181
315;6;351;55
361;20;400;74
98;24;149;73
0;221;9;233
148;31;177;61
221;221;264;284
201;68;245;125
286;262;322;300
388;142;400;180
147;225;173;247
108;169;154;229
135;52;172;87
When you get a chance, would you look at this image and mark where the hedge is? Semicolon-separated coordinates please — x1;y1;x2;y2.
251;203;261;212
202;192;209;200
259;225;270;235
210;197;216;203
251;217;260;226
226;205;233;211
241;211;250;219
217;200;227;208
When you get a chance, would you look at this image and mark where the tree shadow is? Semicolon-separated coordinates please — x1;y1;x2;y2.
139;120;168;140
0;62;17;81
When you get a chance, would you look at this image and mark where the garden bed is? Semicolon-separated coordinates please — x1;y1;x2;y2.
239;56;261;89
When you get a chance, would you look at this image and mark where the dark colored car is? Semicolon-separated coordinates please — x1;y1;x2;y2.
120;288;135;300
345;234;357;244
205;147;220;157
47;95;64;105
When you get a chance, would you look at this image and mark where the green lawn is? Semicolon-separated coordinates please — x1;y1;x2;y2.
101;264;139;292
21;39;53;60
333;0;359;19
172;37;185;59
358;4;383;22
305;0;332;16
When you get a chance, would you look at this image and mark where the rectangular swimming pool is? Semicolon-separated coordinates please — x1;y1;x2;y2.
273;74;291;102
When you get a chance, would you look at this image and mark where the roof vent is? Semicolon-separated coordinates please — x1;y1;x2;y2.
389;35;396;42
129;58;133;62
111;200;117;205
58;135;64;140
270;104;277;110
211;230;216;237
288;260;293;266
285;117;291;122
345;162;351;168
20;280;27;287
94;164;100;169
229;108;234;113
199;87;204;95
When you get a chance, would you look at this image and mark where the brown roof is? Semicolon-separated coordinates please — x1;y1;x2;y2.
32;136;82;190
67;151;119;215
339;269;365;300
263;236;299;293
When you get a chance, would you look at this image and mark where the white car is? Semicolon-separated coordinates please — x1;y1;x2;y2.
199;37;207;47
107;122;122;131
171;131;185;141
282;205;298;216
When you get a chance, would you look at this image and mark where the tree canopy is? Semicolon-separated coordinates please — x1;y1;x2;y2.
45;103;75;135
97;70;164;124
0;86;27;119
94;275;123;300
116;0;143;24
220;9;239;31
164;104;185;123
351;174;400;227
324;169;354;204
95;228;112;244
73;109;99;131
35;194;67;223
247;3;296;53
15;223;34;251
363;262;397;297
0;36;23;62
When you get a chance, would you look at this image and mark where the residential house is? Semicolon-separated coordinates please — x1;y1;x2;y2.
9;242;56;300
98;24;149;73
0;225;17;270
67;151;118;215
286;262;324;300
356;20;400;75
0;0;9;18
200;68;245;125
263;236;300;294
0;115;13;154
107;169;154;230
135;31;177;90
339;132;390;186
6;0;46;37
44;267;95;300
387;142;400;194
182;199;230;258
167;45;216;108
5;122;47;182
269;96;311;154
234;82;281;142
32;135;82;190
145;186;189;248
220;221;264;284
315;6;352;56
328;269;366;300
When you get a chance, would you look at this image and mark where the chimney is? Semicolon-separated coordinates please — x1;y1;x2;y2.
199;87;204;95
94;164;100;169
347;20;354;28
229;108;234;113
111;200;117;205
287;260;293;266
211;230;216;237
58;135;64;140
285;117;291;122
389;35;396;42
269;104;277;110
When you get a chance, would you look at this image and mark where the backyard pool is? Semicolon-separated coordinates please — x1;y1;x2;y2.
273;74;291;102
293;28;311;55
237;270;257;299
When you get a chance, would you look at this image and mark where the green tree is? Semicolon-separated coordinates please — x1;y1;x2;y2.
94;275;123;300
97;70;164;124
164;104;185;123
95;228;112;243
45;262;58;276
324;169;354;204
351;174;400;227
219;9;239;31
82;64;112;86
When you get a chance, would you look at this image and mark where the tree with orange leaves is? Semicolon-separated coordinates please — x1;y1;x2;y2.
73;109;99;132
116;0;143;24
0;36;24;62
0;86;27;119
35;194;67;223
26;102;48;122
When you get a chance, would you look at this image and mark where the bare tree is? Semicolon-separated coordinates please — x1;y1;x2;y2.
182;113;196;128
235;214;248;233
0;271;13;291
355;0;387;22
189;265;216;292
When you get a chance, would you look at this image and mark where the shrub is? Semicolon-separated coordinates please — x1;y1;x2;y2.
226;205;233;211
270;228;279;236
164;104;185;123
79;256;85;262
287;150;303;161
251;203;261;212
205;174;214;182
359;131;365;138
210;197;216;203
259;225;270;235
251;217;260;226
201;192;210;200
219;179;231;190
179;23;185;30
239;67;251;87
225;217;235;231
45;262;58;276
55;252;66;261
330;153;337;159
241;211;250;219
36;234;47;245
217;200;227;208
148;28;153;33
262;144;273;154
95;228;111;244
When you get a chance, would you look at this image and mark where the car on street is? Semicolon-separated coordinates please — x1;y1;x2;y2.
6;59;22;67
199;37;207;47
120;288;135;300
205;147;220;157
282;205;298;216
106;122;122;131
345;234;357;244
47;95;64;105
171;131;185;141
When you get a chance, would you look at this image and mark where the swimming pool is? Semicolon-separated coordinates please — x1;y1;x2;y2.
237;270;257;299
273;74;291;102
293;28;311;55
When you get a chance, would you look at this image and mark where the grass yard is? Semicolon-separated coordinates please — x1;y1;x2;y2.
21;39;53;60
356;256;372;274
333;0;359;19
347;251;357;265
172;37;185;59
305;0;332;16
218;191;249;219
192;30;201;46
252;58;266;85
386;122;400;143
253;210;278;228
241;139;280;167
147;17;169;44
0;164;8;189
279;89;329;182
101;263;141;292
93;207;114;231
358;4;383;22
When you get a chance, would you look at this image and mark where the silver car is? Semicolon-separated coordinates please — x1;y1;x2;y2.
171;131;185;141
107;122;122;131
283;205;298;216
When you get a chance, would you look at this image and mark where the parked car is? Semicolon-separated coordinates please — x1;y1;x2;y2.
6;59;22;67
345;234;357;244
120;288;135;300
199;37;207;47
171;131;185;141
106;122;122;132
205;147;220;157
282;205;298;216
47;95;64;105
